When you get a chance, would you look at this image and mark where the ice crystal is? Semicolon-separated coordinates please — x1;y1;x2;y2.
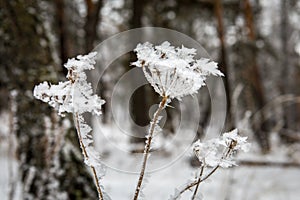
132;41;223;100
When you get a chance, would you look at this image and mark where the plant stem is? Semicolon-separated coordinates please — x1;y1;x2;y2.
191;163;204;200
173;141;235;200
133;96;168;200
173;164;220;200
75;112;104;200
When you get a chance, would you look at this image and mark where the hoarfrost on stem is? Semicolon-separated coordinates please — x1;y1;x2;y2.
33;52;108;200
34;52;105;116
193;138;220;167
193;129;250;168
220;128;251;152
132;41;224;200
170;129;250;199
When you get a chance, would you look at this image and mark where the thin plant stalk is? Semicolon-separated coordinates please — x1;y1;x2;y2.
173;164;220;200
191;163;204;200
173;141;235;200
74;112;104;200
133;96;168;200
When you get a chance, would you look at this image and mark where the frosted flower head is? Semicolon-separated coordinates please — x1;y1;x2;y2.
220;129;251;152
193;139;220;167
34;52;105;116
192;129;250;168
64;52;97;83
132;41;223;100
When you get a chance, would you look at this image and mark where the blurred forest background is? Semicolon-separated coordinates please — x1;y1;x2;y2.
0;0;300;199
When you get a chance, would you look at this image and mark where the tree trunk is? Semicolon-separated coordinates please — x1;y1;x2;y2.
279;0;296;141
214;0;233;130
242;0;269;152
0;0;98;198
84;0;103;53
129;0;151;143
54;0;69;76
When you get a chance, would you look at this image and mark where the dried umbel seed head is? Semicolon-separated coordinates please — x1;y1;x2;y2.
132;41;223;100
192;129;250;168
229;140;238;150
221;129;251;152
34;52;105;116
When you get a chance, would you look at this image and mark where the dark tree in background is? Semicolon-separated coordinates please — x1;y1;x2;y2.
84;0;103;53
0;0;98;199
230;0;269;152
128;0;154;143
214;0;233;130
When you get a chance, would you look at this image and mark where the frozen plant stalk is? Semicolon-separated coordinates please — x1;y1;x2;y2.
33;52;107;200
132;42;223;200
170;129;250;200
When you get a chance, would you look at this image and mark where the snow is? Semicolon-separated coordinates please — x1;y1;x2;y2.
1;115;300;200
91;122;300;200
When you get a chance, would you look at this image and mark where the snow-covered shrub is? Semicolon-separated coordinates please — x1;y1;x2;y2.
34;52;108;200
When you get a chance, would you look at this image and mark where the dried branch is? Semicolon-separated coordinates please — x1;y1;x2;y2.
172;140;237;199
133;96;168;200
191;163;204;200
74;112;104;200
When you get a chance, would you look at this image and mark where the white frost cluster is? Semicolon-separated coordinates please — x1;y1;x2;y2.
33;52;105;116
132;41;223;100
193;129;250;168
220;128;250;152
33;52;109;199
193;138;221;167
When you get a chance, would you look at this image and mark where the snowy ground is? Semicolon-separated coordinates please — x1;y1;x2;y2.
102;160;300;200
93;123;300;200
1;114;300;200
1;151;300;200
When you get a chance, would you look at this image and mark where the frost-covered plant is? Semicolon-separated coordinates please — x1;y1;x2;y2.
132;42;223;200
132;42;223;100
33;52;108;200
170;129;250;200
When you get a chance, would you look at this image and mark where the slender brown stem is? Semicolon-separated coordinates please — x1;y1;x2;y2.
191;163;204;200
201;165;220;182
75;112;104;200
173;141;235;200
133;96;168;200
176;164;220;200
